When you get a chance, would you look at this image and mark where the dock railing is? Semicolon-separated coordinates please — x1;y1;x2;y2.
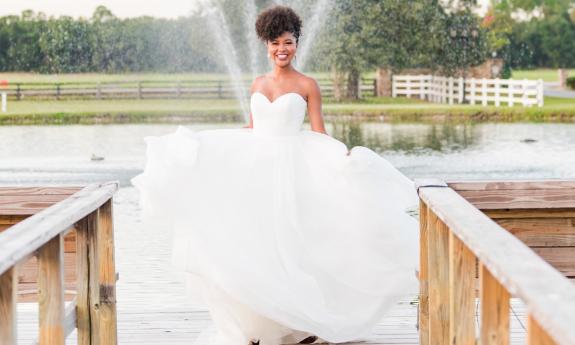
417;179;575;345
0;181;119;345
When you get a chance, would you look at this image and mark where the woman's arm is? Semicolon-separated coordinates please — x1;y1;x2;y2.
306;78;327;135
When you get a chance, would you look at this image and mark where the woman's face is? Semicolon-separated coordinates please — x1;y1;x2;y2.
266;31;297;68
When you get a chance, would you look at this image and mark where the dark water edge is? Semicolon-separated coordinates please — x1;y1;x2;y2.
2;110;575;125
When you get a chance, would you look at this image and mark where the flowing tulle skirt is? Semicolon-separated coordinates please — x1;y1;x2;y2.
131;125;420;345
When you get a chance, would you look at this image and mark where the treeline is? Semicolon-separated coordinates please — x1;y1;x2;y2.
0;1;574;75
0;7;220;73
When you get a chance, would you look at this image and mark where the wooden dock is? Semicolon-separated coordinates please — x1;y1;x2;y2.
4;180;575;344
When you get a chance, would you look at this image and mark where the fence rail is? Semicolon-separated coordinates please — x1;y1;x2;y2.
393;75;544;107
0;78;376;101
417;179;575;345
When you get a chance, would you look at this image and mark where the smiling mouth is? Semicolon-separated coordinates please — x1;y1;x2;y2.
276;54;288;60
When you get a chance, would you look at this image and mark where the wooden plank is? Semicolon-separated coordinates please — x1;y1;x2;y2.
495;218;575;247
95;199;118;345
531;247;575;277
485;209;575;219
448;180;575;191
418;200;429;345
427;208;450;345
0;267;17;345
0;181;118;275
455;189;575;210
75;213;93;345
480;263;510;345
0;186;82;196
418;185;575;345
38;235;65;345
0;215;28;225
449;234;475;345
0;195;73;216
527;315;557;345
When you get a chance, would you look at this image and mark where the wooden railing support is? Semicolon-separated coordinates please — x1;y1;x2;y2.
38;234;65;345
418;200;429;345
449;233;476;345
528;315;557;345
0;267;17;345
427;208;450;345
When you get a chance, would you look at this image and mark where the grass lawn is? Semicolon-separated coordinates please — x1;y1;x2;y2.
1;96;574;125
511;69;575;82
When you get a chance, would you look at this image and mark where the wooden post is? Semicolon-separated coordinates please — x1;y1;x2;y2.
449;233;476;345
527;315;556;345
495;78;501;107
427;208;450;345
95;199;118;345
75;212;96;345
16;84;21;101
481;78;487;106
96;83;102;100
137;82;142;100
419;200;429;345
537;79;544;107
0;267;17;345
522;79;528;107
447;77;452;105
218;81;223;99
38;235;65;345
458;77;464;104
420;75;426;100
56;84;61;101
480;263;510;345
470;79;476;105
392;76;397;98
176;81;181;99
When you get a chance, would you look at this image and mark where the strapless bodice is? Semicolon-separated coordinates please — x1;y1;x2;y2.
250;92;306;136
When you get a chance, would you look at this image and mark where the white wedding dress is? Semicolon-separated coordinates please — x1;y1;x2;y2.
131;92;420;345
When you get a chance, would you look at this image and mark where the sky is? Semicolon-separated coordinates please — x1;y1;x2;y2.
0;0;490;19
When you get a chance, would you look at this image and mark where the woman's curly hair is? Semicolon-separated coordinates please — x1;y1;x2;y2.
255;5;302;43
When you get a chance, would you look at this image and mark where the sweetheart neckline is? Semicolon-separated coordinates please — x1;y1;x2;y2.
251;92;307;104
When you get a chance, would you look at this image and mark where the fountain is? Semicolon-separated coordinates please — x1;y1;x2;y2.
199;0;333;122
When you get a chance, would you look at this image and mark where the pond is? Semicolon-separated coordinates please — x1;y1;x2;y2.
1;121;574;187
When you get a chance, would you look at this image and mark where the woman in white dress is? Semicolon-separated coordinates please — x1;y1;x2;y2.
131;5;420;345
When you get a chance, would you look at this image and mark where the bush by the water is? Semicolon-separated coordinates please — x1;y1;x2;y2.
567;77;575;90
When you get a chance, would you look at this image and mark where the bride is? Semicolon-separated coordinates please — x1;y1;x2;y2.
131;5;420;345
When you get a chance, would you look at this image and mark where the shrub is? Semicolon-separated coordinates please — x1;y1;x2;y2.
567;77;575;90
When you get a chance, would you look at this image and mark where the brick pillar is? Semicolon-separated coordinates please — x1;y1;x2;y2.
376;67;393;97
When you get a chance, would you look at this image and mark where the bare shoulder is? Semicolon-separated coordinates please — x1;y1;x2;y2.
250;75;268;92
297;73;320;96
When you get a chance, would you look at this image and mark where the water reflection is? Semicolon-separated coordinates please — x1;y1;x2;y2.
329;121;478;154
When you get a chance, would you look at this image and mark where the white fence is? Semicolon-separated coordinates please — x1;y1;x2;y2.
392;75;544;107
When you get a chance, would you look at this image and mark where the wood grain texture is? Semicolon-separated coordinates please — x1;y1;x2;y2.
0;195;73;216
75;214;93;345
96;199;118;345
0;181;118;275
0;186;82;196
455;189;575;210
495;218;575;247
38;235;65;345
480;263;510;345
531;247;575;277
418;200;429;345
419;186;575;345
0;267;17;345
427;209;450;345
485;209;575;219
527;314;557;345
449;234;476;345
448;180;575;191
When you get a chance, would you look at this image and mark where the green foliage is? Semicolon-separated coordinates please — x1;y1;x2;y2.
567;76;575;89
0;8;220;73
